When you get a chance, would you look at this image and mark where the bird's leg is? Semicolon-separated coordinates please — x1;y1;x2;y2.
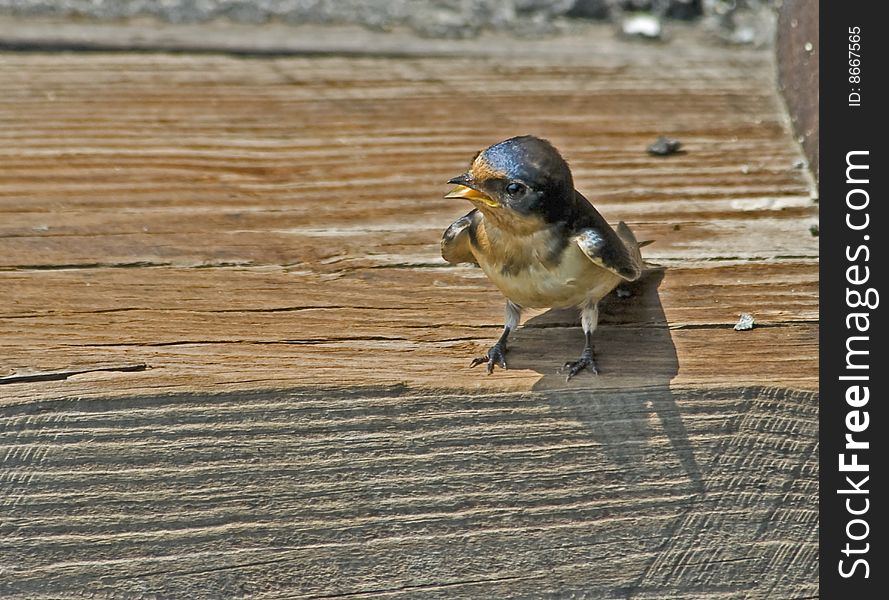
565;302;599;381
471;301;521;374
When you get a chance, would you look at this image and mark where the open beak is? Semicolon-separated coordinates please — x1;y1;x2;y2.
444;174;499;207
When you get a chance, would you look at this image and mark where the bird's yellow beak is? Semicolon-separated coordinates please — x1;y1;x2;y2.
444;184;499;208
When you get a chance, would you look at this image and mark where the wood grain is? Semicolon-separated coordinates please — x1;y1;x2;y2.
1;386;816;598
1;263;818;402
0;27;817;598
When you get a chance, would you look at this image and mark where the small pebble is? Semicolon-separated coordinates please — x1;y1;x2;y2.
621;14;662;39
730;27;756;45
616;287;632;299
734;313;755;331
647;136;682;156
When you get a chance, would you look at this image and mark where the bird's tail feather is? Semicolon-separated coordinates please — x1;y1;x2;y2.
616;221;659;277
616;221;645;262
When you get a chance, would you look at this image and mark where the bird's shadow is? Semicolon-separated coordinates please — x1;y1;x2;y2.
507;268;704;493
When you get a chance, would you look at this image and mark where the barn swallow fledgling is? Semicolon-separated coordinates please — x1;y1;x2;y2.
441;135;645;380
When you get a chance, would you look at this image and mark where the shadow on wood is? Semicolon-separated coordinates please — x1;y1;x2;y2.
513;268;704;494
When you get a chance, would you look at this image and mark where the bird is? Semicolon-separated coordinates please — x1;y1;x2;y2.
440;135;646;380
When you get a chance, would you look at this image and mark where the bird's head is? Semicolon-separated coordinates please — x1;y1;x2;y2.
444;135;574;228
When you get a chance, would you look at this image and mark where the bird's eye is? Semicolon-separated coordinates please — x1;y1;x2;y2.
505;182;525;195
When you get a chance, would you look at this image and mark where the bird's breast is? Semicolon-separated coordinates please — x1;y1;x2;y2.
472;226;621;309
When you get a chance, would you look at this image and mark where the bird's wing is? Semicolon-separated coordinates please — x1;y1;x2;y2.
441;210;479;265
571;192;643;281
574;224;642;281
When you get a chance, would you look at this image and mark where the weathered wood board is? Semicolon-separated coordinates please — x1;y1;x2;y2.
0;25;818;599
1;386;817;599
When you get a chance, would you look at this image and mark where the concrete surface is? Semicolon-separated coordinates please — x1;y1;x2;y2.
0;0;780;39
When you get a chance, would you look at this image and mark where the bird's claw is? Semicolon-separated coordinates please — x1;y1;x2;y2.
563;351;598;381
470;343;508;374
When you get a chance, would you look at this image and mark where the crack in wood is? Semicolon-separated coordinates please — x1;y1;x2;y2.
0;364;148;385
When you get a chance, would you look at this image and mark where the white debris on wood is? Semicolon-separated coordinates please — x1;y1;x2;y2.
734;313;755;331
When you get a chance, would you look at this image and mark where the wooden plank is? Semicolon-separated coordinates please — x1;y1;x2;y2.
777;0;819;181
0;323;819;402
0;48;816;400
0;261;818;323
2;262;817;401
0;218;817;271
0;31;817;599
0;386;816;599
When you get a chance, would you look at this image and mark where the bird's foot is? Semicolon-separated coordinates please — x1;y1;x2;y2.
470;342;508;374
563;348;598;381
